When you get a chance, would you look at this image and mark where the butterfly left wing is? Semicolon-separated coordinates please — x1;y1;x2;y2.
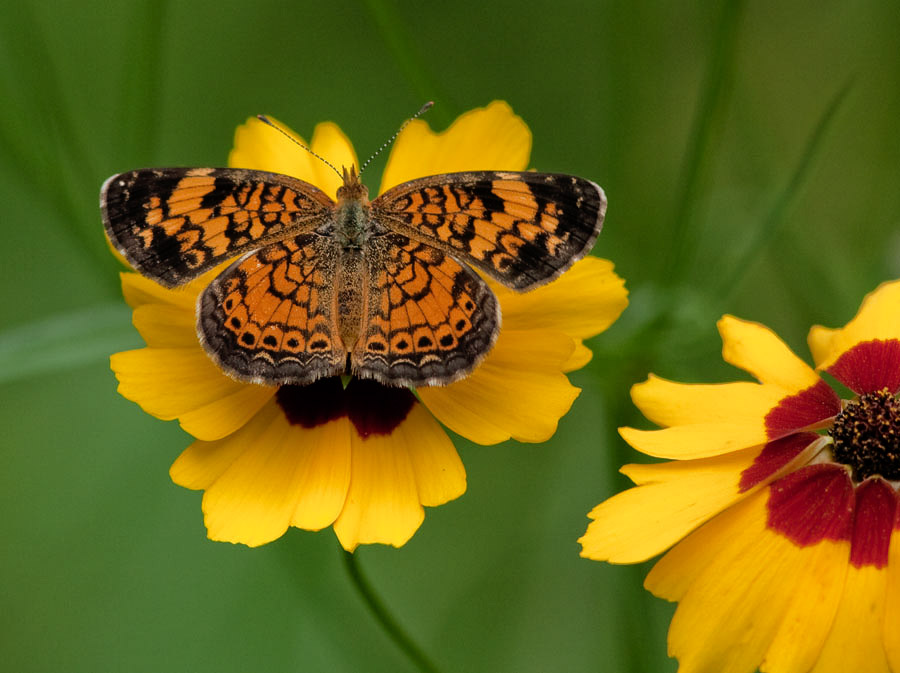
372;171;605;291
351;233;500;387
197;233;346;386
101;167;334;287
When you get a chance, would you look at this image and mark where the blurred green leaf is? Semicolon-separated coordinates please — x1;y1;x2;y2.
0;304;136;385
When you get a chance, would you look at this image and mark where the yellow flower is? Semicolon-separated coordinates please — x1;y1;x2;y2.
111;101;628;551
580;280;900;673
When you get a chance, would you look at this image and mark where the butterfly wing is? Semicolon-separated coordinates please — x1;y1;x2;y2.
372;171;605;291
101;167;334;287
352;233;500;387
197;233;346;386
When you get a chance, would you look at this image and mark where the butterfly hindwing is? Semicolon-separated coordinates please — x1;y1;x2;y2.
197;233;346;385
101;167;334;287
351;233;500;387
372;170;605;291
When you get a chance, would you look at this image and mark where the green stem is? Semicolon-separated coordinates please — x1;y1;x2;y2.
342;549;443;673
715;79;853;302
664;0;743;284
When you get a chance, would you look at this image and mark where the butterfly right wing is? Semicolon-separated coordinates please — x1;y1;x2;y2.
101;167;335;287
351;233;500;387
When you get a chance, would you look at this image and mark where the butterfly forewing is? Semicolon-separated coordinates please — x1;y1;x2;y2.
372;171;605;291
197;233;346;385
101;167;334;287
352;233;500;387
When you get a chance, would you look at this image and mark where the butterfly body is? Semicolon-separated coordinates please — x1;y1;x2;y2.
102;164;605;388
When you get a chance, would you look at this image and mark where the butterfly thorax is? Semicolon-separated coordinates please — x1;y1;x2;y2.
334;166;372;249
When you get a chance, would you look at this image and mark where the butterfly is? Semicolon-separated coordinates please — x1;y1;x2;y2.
101;156;605;388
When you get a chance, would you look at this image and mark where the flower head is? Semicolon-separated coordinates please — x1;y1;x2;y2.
111;102;628;551
580;280;900;673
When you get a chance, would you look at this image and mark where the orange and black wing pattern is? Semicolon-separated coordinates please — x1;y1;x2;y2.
197;233;346;385
101;167;334;287
373;171;605;291
352;233;500;387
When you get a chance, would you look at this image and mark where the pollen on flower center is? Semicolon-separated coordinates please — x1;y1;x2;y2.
829;387;900;480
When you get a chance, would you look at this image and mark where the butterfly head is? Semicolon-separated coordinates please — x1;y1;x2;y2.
337;165;369;203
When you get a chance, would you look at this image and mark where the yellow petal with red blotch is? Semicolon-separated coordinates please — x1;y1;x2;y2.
229;117;358;199
175;401;352;546
111;347;269;438
578;446;757;564
810;279;900;371
418;329;579;445
619;422;766;459
658;491;848;673
332;424;425;552
402;404;467;507
630;375;786;428
761;541;850;673
379;100;531;194
495;257;628;339
719;316;820;392
131;304;197;347
808;324;840;368
810;564;891;673
885;527;900;671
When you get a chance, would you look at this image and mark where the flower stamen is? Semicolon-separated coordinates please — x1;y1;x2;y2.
829;387;900;480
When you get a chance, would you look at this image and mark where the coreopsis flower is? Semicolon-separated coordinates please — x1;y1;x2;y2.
110;101;628;551
580;280;900;673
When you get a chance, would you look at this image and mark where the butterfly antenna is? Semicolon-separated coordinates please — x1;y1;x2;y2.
359;101;434;175
256;115;343;179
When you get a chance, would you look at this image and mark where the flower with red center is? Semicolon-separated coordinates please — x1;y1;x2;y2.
580;280;900;673
110;101;628;551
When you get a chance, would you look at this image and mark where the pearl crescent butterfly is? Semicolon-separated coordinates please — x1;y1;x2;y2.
101;126;606;388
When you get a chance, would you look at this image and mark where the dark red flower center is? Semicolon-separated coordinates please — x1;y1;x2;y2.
275;377;416;437
829;388;900;480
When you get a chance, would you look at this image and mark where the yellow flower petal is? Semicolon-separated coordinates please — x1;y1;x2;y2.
619;422;767;460
379;100;531;194
228;116;357;198
111;346;273;439
810;279;900;371
402;404;467;507
332;427;423;552
811;565;891;673
131;303;197;347
418;328;579;444
808;324;840;368
579;446;759;564
120;272;195;310
657;491;848;673
630;375;786;428
762;542;850;673
719;315;820;392
885;529;900;672
174;401;352;546
178;383;275;441
495;256;628;339
563;339;593;372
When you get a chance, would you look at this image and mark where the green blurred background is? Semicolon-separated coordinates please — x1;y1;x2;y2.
2;2;899;671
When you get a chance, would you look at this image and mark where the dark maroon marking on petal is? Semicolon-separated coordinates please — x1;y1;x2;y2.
849;478;898;568
276;377;346;428
345;378;416;438
764;380;841;439
766;463;854;546
828;339;900;395
738;432;820;493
